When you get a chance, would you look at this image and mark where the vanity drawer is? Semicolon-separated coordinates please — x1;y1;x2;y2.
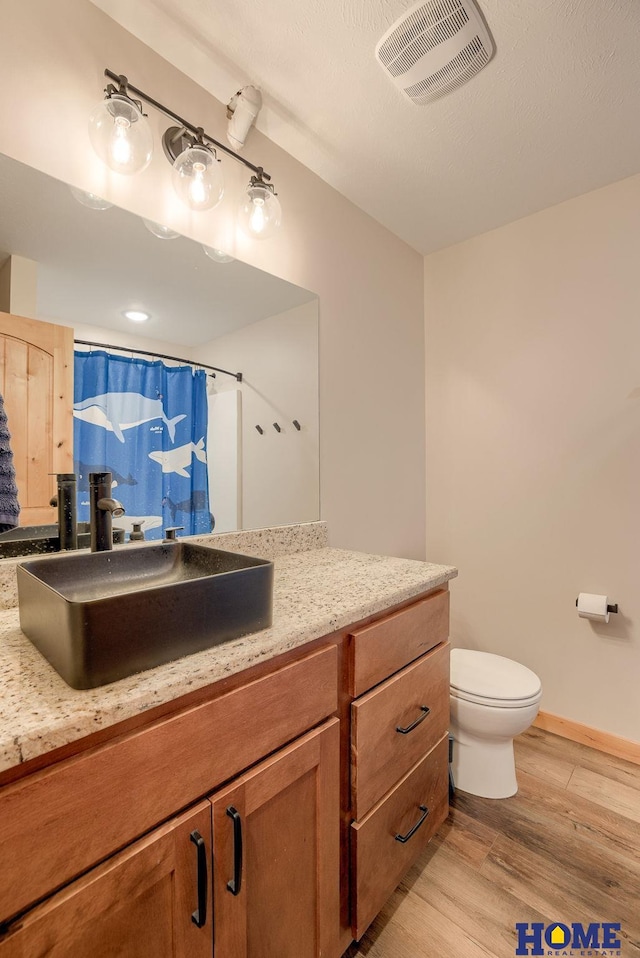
351;733;449;941
0;645;338;926
351;641;449;819
349;589;449;697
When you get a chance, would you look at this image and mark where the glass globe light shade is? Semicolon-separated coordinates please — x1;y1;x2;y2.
143;219;181;240
69;186;113;210
238;181;282;239
171;145;224;212
202;245;234;263
88;94;153;175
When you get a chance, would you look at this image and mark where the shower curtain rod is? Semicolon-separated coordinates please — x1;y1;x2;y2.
74;339;243;382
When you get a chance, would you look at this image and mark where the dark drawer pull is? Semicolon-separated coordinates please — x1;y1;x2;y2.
396;706;430;734
226;806;243;896
189;830;207;928
395;804;429;844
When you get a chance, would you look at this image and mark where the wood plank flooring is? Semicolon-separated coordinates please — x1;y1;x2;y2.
344;727;640;957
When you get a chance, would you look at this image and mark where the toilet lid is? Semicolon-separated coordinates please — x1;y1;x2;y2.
450;649;541;702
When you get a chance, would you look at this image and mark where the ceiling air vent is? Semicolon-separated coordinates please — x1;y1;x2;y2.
375;0;494;105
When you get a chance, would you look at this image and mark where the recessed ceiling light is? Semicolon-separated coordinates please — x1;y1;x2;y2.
123;309;150;323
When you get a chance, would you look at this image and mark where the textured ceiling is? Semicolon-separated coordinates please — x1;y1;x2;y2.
90;0;640;253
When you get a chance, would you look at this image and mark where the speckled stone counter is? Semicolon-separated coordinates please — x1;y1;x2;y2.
0;523;456;774
0;520;330;611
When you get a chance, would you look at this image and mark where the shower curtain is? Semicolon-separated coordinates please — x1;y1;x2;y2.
73;351;212;539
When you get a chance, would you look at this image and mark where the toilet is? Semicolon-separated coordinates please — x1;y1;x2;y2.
449;649;542;799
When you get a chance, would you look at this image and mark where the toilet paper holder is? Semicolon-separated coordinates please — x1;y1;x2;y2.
575;598;618;614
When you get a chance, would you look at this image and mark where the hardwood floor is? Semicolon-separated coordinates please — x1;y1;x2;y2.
344;727;640;957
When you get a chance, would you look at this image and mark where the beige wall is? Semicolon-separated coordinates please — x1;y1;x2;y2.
202;301;319;531
72;322;199;363
425;173;640;740
0;255;38;318
0;0;426;559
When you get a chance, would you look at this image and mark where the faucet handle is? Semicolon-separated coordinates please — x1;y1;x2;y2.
48;473;76;508
163;526;184;543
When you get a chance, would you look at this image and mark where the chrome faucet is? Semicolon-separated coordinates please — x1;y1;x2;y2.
89;472;125;552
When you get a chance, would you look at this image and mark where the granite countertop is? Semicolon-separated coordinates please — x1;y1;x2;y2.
0;523;457;774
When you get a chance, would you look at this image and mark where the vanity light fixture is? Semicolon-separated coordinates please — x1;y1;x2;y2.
143;219;181;240
239;172;282;240
88;80;153;175
89;70;282;238
163;128;224;212
202;245;234;263
70;186;113;210
123;309;150;323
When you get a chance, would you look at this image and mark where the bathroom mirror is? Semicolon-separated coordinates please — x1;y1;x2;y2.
0;152;319;551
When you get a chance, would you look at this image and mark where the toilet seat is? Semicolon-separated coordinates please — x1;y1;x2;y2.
450;649;541;709
450;686;542;708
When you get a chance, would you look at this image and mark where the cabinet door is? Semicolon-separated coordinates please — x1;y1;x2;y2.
211;719;340;958
0;311;73;525
0;802;212;958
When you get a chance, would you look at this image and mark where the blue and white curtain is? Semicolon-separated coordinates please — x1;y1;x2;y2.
73;351;212;539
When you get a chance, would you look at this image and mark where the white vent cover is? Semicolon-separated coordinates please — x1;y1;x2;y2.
375;0;494;105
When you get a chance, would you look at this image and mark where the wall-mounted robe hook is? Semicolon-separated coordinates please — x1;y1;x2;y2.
273;422;281;433
292;420;301;431
255;425;264;435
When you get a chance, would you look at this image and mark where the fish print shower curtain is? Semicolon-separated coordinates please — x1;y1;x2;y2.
73;351;212;539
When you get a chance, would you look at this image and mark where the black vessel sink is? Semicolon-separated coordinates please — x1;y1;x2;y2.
17;543;274;689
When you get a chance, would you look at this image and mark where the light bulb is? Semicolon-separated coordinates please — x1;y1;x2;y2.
112;116;132;166
189;162;207;206
88;94;153;175
250;197;266;234
171;145;223;212
238;179;282;240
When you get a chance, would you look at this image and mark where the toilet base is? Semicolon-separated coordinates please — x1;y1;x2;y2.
450;691;541;800
451;736;517;799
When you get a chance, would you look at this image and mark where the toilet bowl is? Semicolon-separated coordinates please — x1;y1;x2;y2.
450;649;542;799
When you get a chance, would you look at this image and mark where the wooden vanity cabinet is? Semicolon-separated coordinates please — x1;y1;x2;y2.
351;642;449;819
0;584;451;957
211;719;340;958
0;801;214;958
348;589;450;940
0;647;337;926
0;722;340;958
